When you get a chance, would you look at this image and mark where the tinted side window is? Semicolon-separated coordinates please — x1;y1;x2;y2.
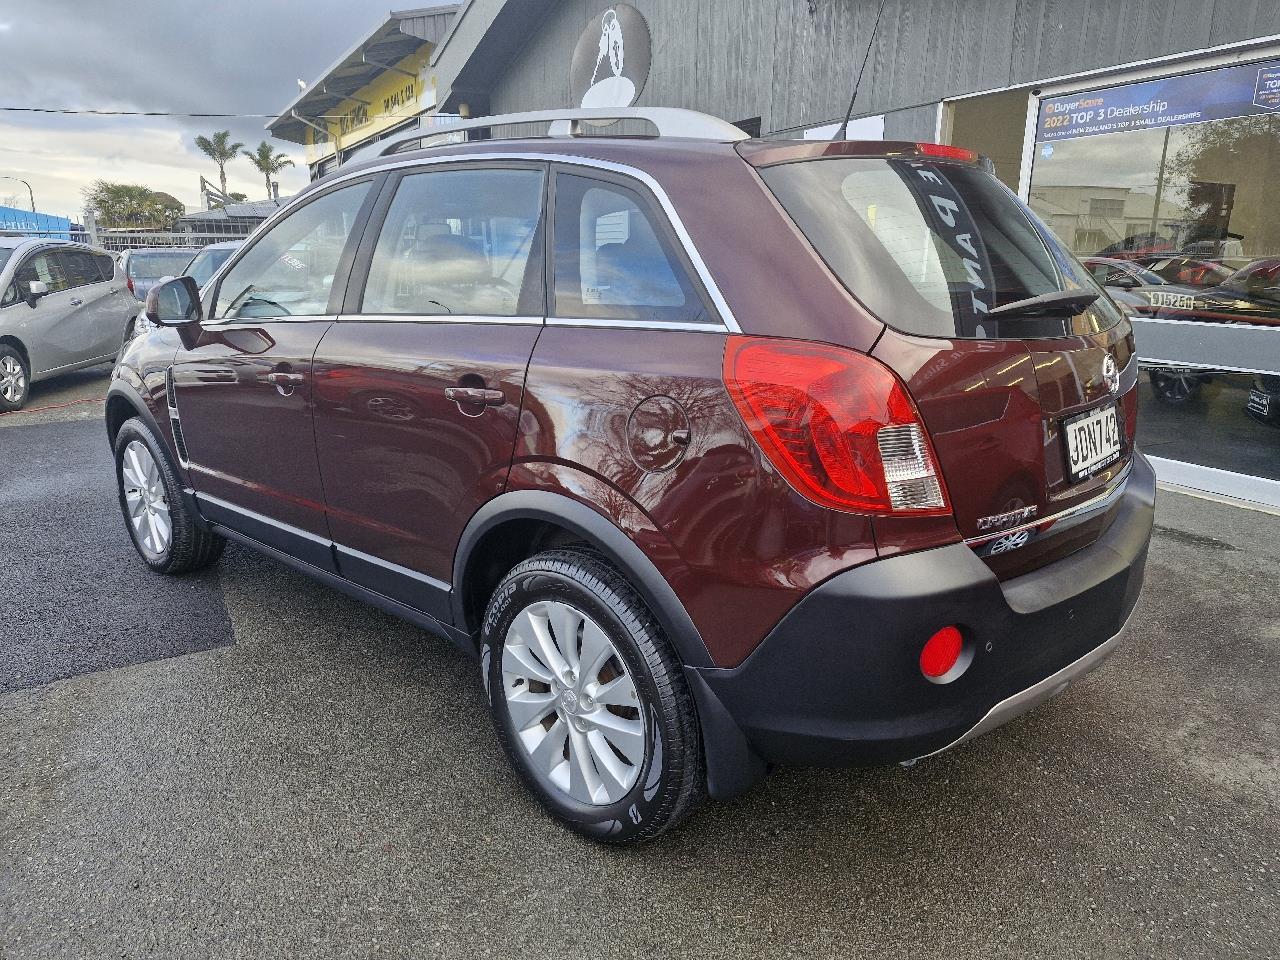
95;254;116;281
552;174;707;323
215;181;372;319
59;251;104;289
361;167;545;317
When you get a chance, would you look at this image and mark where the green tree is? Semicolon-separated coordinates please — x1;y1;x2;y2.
242;141;295;200
194;130;245;198
81;180;185;229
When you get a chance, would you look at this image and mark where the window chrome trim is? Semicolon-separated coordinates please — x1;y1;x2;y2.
965;460;1132;556
202;313;333;328
546;317;725;333
305;151;743;334
337;313;544;325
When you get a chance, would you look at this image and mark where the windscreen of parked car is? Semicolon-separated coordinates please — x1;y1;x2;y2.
760;157;1121;338
127;252;195;279
1216;260;1280;301
184;248;235;287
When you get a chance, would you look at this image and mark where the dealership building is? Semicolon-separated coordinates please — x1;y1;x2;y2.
273;0;1280;505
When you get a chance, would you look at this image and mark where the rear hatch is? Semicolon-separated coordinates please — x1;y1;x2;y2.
752;142;1137;577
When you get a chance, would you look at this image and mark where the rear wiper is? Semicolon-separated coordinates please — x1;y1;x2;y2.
987;289;1099;318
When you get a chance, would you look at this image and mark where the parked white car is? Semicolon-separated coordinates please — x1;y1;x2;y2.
0;236;130;411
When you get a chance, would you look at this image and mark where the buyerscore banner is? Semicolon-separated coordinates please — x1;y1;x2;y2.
1036;58;1280;143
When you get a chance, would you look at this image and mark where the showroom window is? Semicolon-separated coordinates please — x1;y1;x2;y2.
1026;55;1280;488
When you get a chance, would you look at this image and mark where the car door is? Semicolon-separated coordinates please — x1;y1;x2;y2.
56;248;127;360
171;177;380;569
9;249;78;374
311;164;546;617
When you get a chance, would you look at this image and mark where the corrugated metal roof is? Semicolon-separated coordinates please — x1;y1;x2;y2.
269;5;459;145
179;200;288;222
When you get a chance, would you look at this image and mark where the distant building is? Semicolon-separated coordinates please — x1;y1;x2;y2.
174;199;289;238
268;5;460;181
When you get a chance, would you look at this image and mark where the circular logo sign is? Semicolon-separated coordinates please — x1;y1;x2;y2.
569;4;651;113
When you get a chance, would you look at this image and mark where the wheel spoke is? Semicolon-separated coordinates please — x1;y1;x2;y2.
578;619;614;681
505;688;557;731
586;729;635;794
566;725;602;804
585;710;645;766
522;608;569;678
552;603;581;672
527;717;568;774
151;508;172;549
589;673;637;709
503;642;553;683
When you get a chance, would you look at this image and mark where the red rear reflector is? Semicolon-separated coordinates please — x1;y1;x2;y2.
723;336;950;515
916;142;977;163
126;276;134;294
920;626;965;679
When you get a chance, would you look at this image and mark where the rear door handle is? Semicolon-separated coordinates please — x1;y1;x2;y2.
444;386;505;407
266;372;306;386
70;298;83;306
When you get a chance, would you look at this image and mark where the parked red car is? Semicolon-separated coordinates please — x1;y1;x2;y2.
107;108;1153;843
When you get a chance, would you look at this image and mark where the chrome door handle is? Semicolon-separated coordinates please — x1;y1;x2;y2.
444;386;505;407
70;298;82;306
266;372;305;386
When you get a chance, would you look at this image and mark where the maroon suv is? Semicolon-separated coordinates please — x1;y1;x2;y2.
107;109;1153;843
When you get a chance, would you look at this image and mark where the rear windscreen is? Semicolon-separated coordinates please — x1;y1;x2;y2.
128;252;193;278
760;158;1121;339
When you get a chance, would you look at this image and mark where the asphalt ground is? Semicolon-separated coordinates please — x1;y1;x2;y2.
1;378;1278;959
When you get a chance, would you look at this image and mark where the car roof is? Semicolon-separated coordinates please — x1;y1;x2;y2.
122;247;199;254
198;239;245;251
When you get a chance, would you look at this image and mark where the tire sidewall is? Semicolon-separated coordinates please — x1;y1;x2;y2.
0;345;30;412
482;561;676;842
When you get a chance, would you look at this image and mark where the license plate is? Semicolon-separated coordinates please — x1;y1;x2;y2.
1249;390;1272;418
1063;404;1122;483
1145;291;1196;310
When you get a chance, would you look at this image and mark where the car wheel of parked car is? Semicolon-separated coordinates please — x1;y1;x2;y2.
113;417;224;574
481;548;704;843
0;345;30;412
1149;369;1203;404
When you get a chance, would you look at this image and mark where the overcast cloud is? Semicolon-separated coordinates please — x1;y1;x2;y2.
0;0;433;215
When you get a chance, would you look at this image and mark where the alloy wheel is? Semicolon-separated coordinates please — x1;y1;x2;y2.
501;600;647;805
0;355;25;404
121;440;172;556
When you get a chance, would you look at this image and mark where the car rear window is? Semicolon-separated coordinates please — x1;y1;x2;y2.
760;157;1121;339
128;252;194;278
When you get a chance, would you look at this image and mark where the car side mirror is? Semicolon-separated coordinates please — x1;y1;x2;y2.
144;275;203;326
1108;274;1139;289
145;273;202;327
25;279;48;307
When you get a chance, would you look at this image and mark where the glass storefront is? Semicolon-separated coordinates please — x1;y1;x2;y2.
1025;56;1280;484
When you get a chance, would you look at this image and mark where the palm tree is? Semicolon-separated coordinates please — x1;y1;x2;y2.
243;141;295;200
193;130;245;198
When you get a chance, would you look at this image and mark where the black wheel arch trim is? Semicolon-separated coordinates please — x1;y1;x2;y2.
453;489;713;669
105;379;165;449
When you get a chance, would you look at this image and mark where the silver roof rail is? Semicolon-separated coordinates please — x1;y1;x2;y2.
346;107;749;164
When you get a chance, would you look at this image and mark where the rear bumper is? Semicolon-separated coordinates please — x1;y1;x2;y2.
694;451;1155;772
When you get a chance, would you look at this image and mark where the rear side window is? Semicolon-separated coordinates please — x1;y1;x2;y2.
552;173;708;323
761;158;1120;338
59;250;104;289
17;252;69;294
95;254;115;281
127;251;194;279
361;167;545;317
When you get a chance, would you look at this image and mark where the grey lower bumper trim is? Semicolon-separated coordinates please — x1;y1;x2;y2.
915;611;1135;761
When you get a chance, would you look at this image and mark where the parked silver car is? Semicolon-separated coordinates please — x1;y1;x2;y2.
118;247;198;302
0;237;129;411
181;239;244;287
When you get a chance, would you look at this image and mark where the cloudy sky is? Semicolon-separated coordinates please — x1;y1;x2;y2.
0;0;431;216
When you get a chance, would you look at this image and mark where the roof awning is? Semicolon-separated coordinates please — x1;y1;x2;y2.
269;6;458;145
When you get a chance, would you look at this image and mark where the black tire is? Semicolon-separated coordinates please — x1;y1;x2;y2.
113;417;224;574
1148;369;1202;404
481;548;704;844
0;343;31;412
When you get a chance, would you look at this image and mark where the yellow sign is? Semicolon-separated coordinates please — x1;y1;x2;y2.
305;48;433;162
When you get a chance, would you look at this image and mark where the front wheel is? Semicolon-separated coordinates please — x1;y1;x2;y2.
481;549;704;843
0;345;30;411
1148;369;1203;404
113;417;224;574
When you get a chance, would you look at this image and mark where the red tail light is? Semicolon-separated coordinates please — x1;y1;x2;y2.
126;276;134;295
723;336;950;515
916;142;977;162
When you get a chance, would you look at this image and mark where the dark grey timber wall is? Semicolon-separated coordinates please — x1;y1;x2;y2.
470;0;1280;136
